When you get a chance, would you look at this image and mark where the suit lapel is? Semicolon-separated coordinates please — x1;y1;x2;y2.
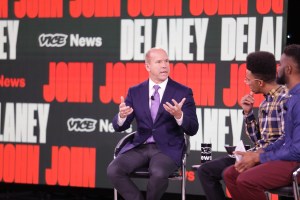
154;79;176;123
139;80;153;125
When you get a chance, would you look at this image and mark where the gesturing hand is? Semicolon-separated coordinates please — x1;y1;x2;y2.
240;92;254;115
119;96;133;118
163;98;186;119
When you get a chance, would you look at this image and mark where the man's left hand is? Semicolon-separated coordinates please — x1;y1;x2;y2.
163;98;186;119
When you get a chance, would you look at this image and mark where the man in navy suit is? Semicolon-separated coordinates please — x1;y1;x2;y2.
107;47;199;200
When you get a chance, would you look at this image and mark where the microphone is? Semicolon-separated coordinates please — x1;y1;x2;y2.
151;95;155;100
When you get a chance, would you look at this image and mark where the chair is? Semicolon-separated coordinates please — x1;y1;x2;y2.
266;166;300;200
113;131;190;200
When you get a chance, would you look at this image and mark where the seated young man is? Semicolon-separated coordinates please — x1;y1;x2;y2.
197;51;288;200
223;44;300;200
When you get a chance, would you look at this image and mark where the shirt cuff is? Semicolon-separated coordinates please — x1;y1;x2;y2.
259;152;272;163
117;113;126;126
244;111;255;124
175;112;183;126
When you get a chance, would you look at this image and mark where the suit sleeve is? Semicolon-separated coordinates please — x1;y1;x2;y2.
113;88;135;132
181;88;199;136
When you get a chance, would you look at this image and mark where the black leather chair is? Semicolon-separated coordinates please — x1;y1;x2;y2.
113;131;190;200
266;166;300;200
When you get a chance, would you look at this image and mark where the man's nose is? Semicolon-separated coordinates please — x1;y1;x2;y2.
161;61;168;67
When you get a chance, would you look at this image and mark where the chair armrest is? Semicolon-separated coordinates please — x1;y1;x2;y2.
114;132;136;158
293;166;300;181
293;166;300;185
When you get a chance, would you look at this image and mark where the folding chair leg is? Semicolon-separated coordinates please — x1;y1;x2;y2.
292;181;300;200
181;177;186;200
181;156;186;200
114;188;118;200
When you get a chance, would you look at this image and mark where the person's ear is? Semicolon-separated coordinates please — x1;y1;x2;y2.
145;63;150;72
258;80;264;87
286;65;292;74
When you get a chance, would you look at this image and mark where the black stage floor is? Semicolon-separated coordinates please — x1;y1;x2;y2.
0;183;295;200
0;183;205;200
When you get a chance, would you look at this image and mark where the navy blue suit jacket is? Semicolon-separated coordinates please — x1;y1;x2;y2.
112;78;199;166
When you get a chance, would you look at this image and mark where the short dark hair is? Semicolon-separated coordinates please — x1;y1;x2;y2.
283;44;300;71
246;51;276;82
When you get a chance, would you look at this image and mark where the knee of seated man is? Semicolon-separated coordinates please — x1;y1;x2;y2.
222;165;235;181
149;168;171;179
107;161;124;179
197;162;211;177
236;172;254;186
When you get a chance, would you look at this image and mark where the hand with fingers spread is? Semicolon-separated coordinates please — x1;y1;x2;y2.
240;92;255;115
163;98;186;119
119;96;133;118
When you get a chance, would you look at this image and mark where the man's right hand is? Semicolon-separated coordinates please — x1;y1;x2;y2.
119;96;133;118
240;92;254;115
234;151;260;173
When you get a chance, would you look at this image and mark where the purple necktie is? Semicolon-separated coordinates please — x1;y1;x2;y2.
150;85;160;121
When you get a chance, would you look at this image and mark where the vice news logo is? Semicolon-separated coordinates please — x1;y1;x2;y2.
67;118;97;132
39;33;102;47
201;146;212;155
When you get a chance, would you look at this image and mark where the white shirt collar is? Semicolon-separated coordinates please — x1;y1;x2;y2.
149;78;168;97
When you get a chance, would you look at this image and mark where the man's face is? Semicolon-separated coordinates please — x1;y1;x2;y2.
244;69;262;94
277;54;288;85
146;49;170;84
